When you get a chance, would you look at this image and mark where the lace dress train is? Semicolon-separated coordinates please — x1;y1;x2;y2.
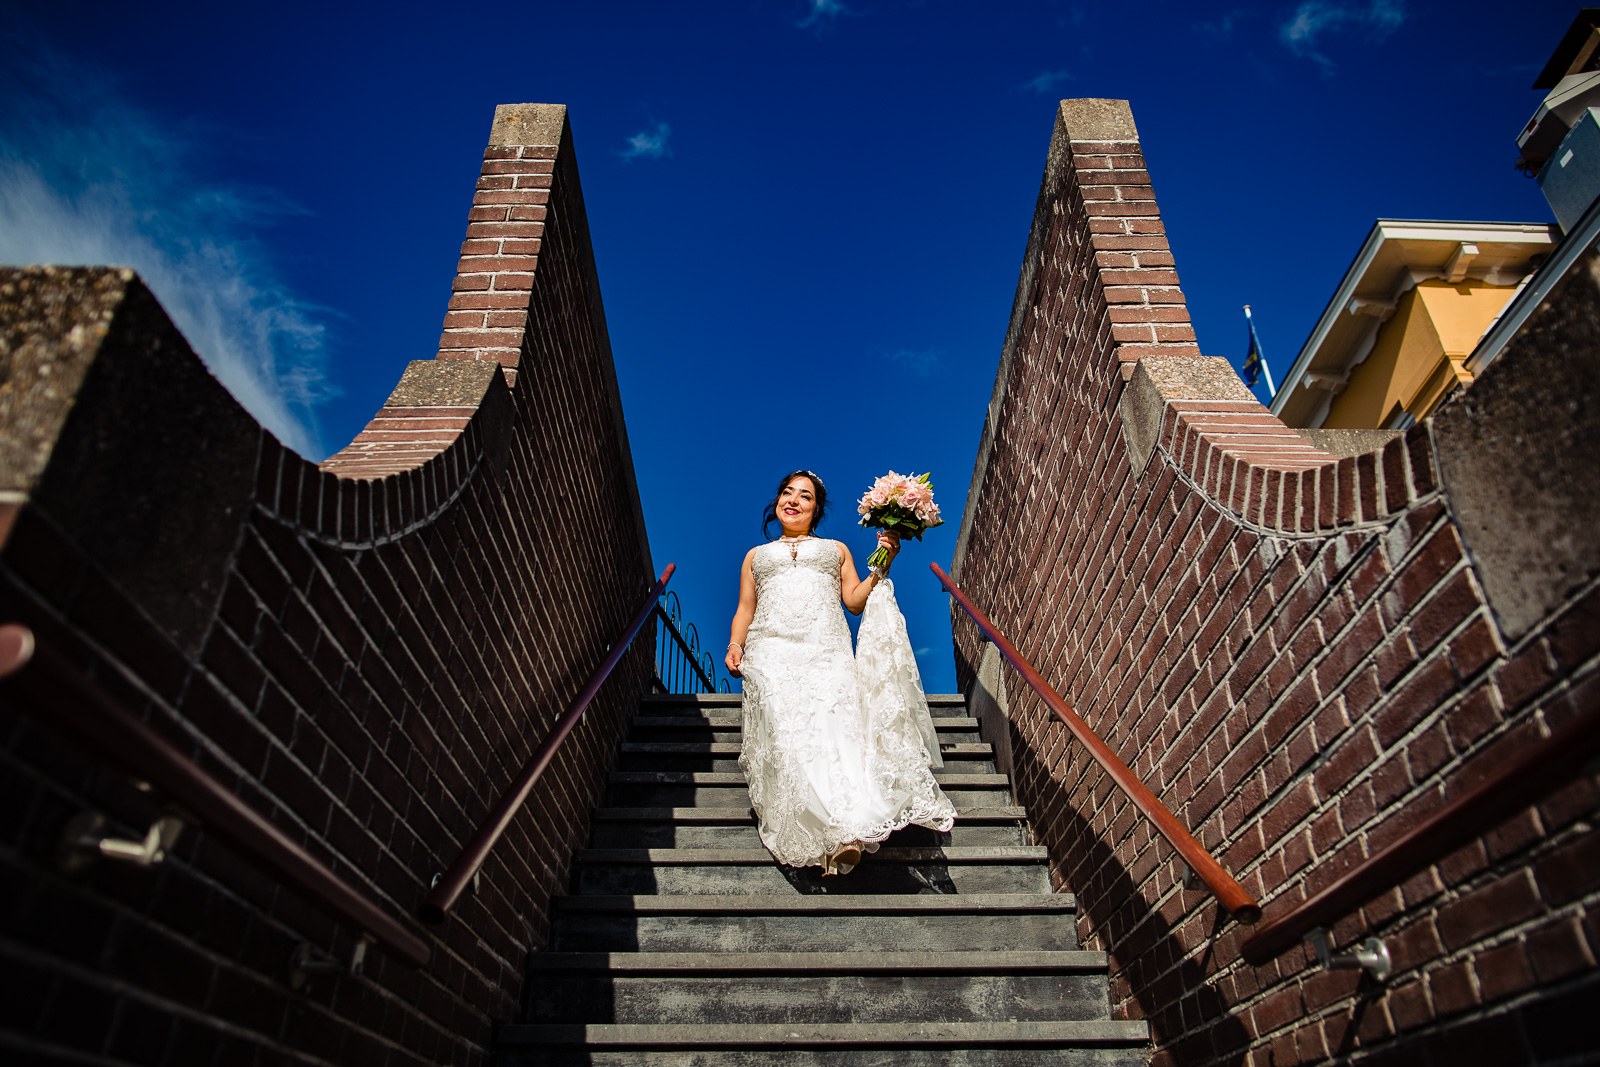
738;538;956;871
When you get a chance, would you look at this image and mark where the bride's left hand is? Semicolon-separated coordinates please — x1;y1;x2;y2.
876;531;901;570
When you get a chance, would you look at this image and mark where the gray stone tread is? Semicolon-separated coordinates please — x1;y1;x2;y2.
610;771;1008;786
498;1020;1150;1048
553;892;1077;914
640;694;967;706
575;846;1048;865
622;742;993;756
633;716;978;729
527;950;1107;974
591;806;1027;823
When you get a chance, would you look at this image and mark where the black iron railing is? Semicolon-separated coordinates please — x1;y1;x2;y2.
653;590;730;694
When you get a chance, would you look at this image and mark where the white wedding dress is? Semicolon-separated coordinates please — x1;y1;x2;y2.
738;538;957;871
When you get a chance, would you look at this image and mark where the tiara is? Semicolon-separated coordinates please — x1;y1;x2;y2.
796;470;826;491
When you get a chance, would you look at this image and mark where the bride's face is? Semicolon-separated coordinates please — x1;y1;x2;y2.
777;477;818;535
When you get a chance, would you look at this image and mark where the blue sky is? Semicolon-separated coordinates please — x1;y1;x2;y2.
0;1;1567;693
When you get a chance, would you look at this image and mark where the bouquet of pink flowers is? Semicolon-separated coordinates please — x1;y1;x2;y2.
857;471;944;570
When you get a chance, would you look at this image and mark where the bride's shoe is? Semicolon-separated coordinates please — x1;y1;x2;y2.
823;844;863;876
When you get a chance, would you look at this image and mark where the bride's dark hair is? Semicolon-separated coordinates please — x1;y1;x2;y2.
762;470;829;539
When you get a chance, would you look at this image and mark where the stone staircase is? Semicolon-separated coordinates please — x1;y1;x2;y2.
497;692;1150;1064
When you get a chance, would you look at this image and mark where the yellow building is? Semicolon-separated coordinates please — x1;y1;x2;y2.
1270;220;1559;429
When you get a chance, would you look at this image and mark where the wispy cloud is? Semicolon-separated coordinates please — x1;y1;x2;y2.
0;29;331;458
798;0;850;31
621;122;672;161
1195;9;1248;41
1281;0;1405;71
884;348;940;377
915;646;931;656
1020;69;1073;95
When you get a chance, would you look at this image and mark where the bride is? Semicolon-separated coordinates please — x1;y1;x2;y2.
725;470;956;875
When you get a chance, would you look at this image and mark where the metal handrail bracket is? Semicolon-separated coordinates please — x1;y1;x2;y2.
931;562;1262;924
420;564;676;924
0;623;432;968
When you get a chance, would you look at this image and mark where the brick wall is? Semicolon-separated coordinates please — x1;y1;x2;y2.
0;103;654;1065
952;98;1599;1065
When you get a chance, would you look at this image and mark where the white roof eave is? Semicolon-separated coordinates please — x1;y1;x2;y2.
1269;220;1558;420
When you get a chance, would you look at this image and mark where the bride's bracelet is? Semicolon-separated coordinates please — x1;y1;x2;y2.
727;641;743;655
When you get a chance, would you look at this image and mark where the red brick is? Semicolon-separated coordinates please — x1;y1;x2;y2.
1444;686;1501;749
1447;616;1501;680
1525;917;1597;981
1373;655;1456;747
1260;779;1316;844
1385;978;1432;1031
1398;569;1479;652
1534;827;1600;905
1548;583;1600;671
1484;806;1542;861
1537;774;1600;831
1473;940;1537;1002
1426;959;1479;1017
1404;722;1453;781
1436;870;1543;950
1314;727;1378;797
1370;756;1411;808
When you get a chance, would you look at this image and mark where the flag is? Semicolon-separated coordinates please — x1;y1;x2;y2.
1242;320;1264;388
1242;305;1276;398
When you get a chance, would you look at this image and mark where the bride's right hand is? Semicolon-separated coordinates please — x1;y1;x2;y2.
726;643;743;678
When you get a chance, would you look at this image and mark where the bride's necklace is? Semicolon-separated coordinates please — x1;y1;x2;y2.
778;534;814;563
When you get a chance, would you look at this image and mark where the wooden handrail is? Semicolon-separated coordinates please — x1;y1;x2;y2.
1241;691;1600;965
420;563;675;924
931;562;1262;924
0;623;432;967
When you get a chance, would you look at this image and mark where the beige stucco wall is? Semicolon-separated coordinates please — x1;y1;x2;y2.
1326;280;1517;427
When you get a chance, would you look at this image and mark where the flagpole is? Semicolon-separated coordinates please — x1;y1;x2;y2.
1243;305;1277;398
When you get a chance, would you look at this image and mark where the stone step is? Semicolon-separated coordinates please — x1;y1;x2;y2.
639;693;969;710
523;952;1112;1025
498;1047;1148;1067
604;772;1012;808
627;719;984;745
577;846;1049;865
497;1021;1152;1060
553;892;1076;914
528;948;1105;973
609;772;1007;785
619;755;995;774
589;806;1028;848
591;806;1030;823
631;716;980;730
550;894;1080;953
572;846;1050;896
620;742;995;756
